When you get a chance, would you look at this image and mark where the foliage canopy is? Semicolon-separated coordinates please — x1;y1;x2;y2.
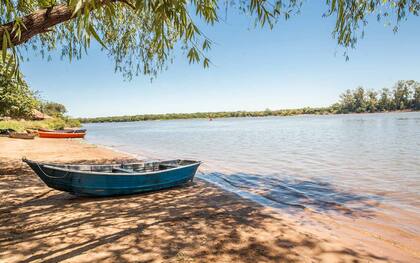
335;80;420;113
0;55;73;119
0;56;39;118
40;101;67;117
0;0;419;80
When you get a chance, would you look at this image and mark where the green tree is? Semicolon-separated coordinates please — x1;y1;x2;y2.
338;89;354;113
366;90;378;113
393;80;412;110
378;88;394;111
0;1;419;80
329;102;341;114
413;83;420;110
353;87;367;113
40;101;67;117
0;56;39;118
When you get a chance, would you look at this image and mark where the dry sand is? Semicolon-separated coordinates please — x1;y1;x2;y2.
0;137;418;262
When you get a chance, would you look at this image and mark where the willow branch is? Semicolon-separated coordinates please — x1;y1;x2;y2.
0;0;130;47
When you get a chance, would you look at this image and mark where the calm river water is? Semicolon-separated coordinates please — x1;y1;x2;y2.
84;112;420;233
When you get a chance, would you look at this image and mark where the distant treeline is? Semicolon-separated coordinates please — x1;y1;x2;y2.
78;107;333;123
79;80;420;123
333;80;420;113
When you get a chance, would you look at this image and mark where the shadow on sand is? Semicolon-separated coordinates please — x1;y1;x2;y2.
202;172;382;218
0;159;389;262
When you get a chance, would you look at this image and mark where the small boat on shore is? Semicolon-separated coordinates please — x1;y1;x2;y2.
26;129;39;135
38;128;86;133
9;132;36;139
0;128;15;137
38;131;86;138
23;158;201;196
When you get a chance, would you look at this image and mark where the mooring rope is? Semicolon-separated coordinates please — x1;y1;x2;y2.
36;163;69;179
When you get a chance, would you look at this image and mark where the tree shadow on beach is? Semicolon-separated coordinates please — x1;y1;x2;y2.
202;172;382;218
0;159;391;262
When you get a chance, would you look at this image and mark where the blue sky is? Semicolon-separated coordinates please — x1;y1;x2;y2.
21;2;420;118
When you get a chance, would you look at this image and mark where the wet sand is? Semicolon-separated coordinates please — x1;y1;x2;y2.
0;137;418;262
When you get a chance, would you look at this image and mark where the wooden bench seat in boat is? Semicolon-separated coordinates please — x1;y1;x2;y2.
112;167;134;173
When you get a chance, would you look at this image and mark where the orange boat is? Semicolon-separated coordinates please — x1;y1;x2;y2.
38;131;86;139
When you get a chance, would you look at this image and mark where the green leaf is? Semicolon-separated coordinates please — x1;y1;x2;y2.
4;54;14;75
203;57;210;68
72;0;84;17
187;47;199;63
2;33;7;63
88;24;108;49
202;39;211;51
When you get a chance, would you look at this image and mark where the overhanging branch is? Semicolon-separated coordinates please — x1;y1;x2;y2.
0;0;130;47
1;4;75;47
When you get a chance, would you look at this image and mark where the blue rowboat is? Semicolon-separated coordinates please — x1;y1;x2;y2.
23;158;201;197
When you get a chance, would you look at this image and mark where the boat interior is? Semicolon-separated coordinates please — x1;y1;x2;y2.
43;159;198;173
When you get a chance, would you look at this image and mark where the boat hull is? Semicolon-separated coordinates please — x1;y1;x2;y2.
38;131;86;138
24;160;200;196
38;128;86;133
9;132;36;139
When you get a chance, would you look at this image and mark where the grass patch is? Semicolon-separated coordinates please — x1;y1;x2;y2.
0;118;81;132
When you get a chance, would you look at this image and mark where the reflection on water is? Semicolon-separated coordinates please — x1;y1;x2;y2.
84;112;420;227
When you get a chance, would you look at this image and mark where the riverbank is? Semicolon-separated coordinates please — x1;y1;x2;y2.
77;109;418;124
0;138;417;262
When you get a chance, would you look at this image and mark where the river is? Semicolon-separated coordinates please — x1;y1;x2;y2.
84;112;420;255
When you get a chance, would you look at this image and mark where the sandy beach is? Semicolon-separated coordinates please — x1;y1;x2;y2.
0;137;418;262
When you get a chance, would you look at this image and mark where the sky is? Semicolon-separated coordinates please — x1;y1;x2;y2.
20;2;420;118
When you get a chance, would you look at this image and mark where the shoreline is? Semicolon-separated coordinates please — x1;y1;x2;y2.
0;137;418;262
77;110;419;124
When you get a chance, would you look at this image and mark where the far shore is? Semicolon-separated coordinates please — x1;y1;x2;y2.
78;109;419;124
0;137;418;262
